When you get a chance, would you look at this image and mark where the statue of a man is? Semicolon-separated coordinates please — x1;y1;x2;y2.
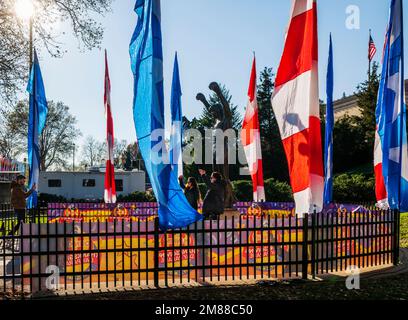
196;82;236;208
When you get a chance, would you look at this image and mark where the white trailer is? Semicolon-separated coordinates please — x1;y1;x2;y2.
38;170;146;200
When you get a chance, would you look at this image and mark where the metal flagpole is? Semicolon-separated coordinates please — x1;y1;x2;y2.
368;29;372;82
29;16;33;72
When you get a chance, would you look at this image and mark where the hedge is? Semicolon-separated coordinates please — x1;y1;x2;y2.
39;173;376;204
117;191;156;202
264;178;294;202
198;179;293;202
229;174;375;203
333;173;375;203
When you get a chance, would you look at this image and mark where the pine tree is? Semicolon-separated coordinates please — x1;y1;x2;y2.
257;67;289;183
184;84;243;180
353;62;381;148
197;84;242;131
332;62;380;174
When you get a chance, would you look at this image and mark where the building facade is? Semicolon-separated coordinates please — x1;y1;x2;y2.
333;94;359;120
38;170;146;200
333;79;408;121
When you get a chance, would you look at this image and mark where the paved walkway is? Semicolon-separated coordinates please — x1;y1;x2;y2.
360;248;408;279
317;248;408;281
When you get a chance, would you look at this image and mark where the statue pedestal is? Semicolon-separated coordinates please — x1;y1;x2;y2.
220;208;241;219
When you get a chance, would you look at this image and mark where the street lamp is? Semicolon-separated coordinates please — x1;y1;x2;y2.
14;0;35;71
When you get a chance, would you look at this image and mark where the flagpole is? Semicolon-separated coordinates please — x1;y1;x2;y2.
368;29;372;81
398;2;404;210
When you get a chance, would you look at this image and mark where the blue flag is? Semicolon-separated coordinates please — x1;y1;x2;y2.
129;0;202;230
324;34;334;205
27;51;48;209
376;0;408;211
170;53;183;179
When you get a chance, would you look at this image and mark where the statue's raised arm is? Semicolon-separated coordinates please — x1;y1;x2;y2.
196;93;212;113
209;82;232;122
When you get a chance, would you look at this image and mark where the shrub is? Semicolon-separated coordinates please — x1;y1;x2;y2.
117;191;156;202
333;173;375;203
38;193;67;204
229;179;293;202
232;180;253;202
264;178;293;202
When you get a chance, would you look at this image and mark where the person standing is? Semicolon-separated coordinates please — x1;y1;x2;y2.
9;175;36;235
198;169;225;220
178;176;201;211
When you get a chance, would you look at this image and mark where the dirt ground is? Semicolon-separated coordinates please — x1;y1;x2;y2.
38;272;408;301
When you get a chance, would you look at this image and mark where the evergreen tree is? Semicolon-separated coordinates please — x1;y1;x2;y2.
184;84;243;181
197;84;242;131
353;62;381;149
332;62;380;174
333;115;371;173
257;67;289;183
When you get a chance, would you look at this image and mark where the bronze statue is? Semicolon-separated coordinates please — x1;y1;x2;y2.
196;82;236;208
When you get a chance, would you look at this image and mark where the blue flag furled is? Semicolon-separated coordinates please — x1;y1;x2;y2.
375;0;408;211
170;52;183;179
129;0;202;230
324;34;334;205
27;51;48;208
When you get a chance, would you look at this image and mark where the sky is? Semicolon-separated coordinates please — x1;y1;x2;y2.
32;0;408;147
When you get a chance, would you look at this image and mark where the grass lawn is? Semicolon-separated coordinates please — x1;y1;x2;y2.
0;215;47;236
400;212;408;248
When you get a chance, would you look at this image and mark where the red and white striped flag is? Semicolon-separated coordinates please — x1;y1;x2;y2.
104;50;117;204
241;57;265;202
271;0;324;215
369;35;377;61
374;130;388;208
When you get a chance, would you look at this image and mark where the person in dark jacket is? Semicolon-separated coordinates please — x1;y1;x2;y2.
198;169;225;220
9;175;36;235
178;176;201;210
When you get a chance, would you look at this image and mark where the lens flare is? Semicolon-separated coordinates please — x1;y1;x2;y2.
15;0;35;21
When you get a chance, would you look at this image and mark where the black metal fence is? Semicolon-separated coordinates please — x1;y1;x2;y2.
0;204;401;297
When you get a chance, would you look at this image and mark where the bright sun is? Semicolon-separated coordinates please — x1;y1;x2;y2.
14;0;35;21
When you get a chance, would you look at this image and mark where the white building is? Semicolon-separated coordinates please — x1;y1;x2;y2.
39;170;146;200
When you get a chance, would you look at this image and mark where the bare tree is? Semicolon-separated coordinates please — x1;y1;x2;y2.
0;111;24;159
0;0;112;103
0;100;81;170
81;136;106;168
113;139;128;167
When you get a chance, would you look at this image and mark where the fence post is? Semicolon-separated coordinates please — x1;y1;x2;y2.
393;210;400;266
311;212;316;279
302;214;309;280
154;217;160;288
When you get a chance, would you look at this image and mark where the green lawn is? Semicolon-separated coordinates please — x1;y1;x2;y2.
400;212;408;248
0;215;47;236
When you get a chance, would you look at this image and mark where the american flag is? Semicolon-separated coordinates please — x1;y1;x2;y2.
369;35;377;61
